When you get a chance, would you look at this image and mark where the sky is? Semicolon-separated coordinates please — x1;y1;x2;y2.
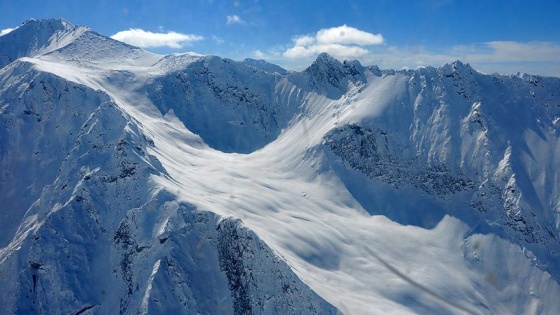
1;0;560;76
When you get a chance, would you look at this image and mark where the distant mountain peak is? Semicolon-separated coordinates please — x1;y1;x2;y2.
304;53;344;77
443;59;473;71
313;52;342;67
438;59;477;79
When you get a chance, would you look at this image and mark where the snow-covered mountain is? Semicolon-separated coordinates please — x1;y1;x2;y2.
1;19;560;314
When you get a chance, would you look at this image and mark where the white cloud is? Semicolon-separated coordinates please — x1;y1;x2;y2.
0;28;15;36
464;41;560;63
253;50;266;59
316;25;384;46
293;35;315;47
110;29;203;49
284;44;368;59
283;25;383;60
357;41;560;77
250;47;285;62
227;15;245;25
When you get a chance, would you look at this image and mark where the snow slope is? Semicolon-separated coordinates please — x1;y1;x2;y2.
2;19;560;314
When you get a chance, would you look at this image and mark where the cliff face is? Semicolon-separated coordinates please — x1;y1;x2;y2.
324;63;560;274
2;18;560;314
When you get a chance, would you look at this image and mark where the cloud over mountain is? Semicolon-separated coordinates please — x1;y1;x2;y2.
284;25;384;59
111;28;203;49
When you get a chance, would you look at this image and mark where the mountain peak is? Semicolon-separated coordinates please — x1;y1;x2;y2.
309;53;365;76
314;52;341;66
449;60;474;71
301;53;368;98
20;18;75;32
0;18;83;68
439;59;476;78
305;53;343;74
451;59;470;69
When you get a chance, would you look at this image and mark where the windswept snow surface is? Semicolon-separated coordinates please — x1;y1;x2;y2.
2;20;560;314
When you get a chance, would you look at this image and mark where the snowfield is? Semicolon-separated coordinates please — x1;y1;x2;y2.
1;19;560;314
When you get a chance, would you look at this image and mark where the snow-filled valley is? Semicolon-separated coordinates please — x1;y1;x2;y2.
1;19;560;314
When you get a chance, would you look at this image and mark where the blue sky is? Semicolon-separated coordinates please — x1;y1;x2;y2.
1;0;560;76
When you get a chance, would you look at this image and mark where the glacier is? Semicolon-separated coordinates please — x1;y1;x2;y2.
1;18;560;314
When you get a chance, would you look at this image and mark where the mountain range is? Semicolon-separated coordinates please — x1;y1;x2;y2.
1;18;560;314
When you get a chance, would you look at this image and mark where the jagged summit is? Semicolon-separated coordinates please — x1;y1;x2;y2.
439;59;476;77
305;52;343;72
300;52;368;98
315;52;340;64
